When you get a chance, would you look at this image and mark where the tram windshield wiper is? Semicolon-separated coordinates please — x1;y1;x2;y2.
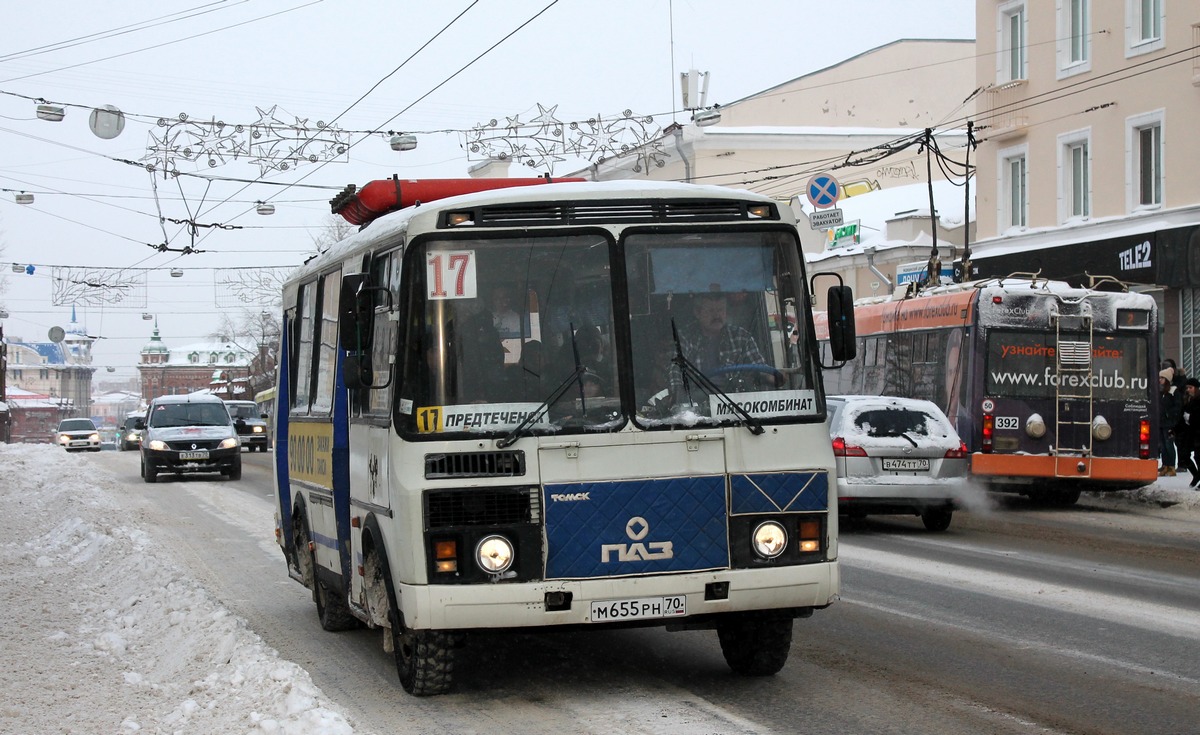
670;319;764;436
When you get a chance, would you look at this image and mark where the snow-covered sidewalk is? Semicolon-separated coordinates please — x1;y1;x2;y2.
0;444;357;735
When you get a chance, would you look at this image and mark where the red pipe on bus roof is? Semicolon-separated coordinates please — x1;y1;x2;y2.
330;175;587;226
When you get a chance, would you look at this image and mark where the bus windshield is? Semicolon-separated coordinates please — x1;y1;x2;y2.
402;233;619;436
398;228;819;437
625;231;817;428
984;330;1153;402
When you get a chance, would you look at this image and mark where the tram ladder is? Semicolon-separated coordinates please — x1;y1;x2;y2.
1053;314;1095;478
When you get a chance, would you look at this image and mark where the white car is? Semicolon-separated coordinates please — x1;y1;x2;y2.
826;395;968;531
55;418;102;452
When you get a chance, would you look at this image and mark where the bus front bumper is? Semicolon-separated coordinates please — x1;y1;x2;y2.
396;562;838;631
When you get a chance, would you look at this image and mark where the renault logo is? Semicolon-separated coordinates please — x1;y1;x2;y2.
190;443;198;450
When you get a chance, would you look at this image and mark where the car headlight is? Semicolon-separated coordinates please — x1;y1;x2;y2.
218;437;240;450
57;434;69;444
752;521;788;559
475;535;514;574
147;439;168;451
252;425;264;433
89;433;100;442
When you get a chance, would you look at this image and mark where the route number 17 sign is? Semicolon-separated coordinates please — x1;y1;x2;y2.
427;250;478;300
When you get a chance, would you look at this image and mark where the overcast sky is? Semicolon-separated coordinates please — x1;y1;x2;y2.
0;0;974;382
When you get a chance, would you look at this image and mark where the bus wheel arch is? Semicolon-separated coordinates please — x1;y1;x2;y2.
359;520;394;629
360;516;455;696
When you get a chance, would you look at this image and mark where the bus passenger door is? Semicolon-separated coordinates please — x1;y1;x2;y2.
347;252;400;608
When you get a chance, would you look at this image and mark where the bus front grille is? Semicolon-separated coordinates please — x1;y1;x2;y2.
425;450;526;479
425;487;541;529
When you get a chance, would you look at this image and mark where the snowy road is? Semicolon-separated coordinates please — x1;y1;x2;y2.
4;443;1199;734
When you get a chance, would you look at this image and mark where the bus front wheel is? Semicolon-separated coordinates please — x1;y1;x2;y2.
716;613;793;676
391;613;455;696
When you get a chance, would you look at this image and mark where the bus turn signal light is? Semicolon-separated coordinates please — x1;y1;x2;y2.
982;414;994;453
1139;419;1151;459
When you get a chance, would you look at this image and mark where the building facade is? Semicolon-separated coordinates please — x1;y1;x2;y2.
564;38;979;301
971;0;1200;370
137;325;254;401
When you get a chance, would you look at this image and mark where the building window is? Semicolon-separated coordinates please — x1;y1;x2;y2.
189;352;199;364
1181;289;1200;378
1127;0;1165;57
999;144;1028;230
1058;130;1091;222
999;2;1027;81
1057;0;1091;77
1127;110;1164;210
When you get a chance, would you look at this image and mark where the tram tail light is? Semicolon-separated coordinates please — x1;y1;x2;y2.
944;441;968;459
982;414;994;453
1139;419;1151;459
832;437;867;457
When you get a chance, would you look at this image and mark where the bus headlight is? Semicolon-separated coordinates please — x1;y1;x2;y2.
752;521;787;559
1026;413;1046;439
475;535;514;574
1092;415;1112;441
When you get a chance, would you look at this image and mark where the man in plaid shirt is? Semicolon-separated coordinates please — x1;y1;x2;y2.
668;292;772;402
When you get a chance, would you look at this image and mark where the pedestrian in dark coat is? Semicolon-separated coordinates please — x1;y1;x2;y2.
1159;369;1181;475
1179;378;1200;487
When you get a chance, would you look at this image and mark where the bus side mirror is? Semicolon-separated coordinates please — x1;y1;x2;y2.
343;353;373;390
827;285;857;361
338;274;373;352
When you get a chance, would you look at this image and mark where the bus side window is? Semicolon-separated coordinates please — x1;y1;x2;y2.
292;280;317;414
311;269;342;416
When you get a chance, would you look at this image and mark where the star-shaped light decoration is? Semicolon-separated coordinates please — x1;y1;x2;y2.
464;104;662;175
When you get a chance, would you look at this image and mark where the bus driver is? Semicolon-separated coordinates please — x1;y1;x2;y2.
668;292;776;403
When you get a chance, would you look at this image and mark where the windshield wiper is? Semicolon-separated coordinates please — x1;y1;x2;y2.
498;322;591;449
496;365;585;449
670;319;764;435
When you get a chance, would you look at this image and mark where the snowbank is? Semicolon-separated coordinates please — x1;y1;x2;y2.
0;444;355;735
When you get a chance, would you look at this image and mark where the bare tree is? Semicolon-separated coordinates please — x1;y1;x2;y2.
311;214;356;256
212;308;281;395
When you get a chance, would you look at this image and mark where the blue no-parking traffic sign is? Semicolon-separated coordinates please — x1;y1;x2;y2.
806;173;841;209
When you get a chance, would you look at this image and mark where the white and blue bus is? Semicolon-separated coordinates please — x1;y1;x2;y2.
272;177;855;695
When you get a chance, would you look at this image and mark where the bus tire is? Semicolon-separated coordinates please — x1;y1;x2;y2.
392;621;455;696
717;613;793;676
315;578;358;632
921;507;953;532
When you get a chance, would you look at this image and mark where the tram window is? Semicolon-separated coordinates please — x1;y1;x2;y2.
292;281;317;413
312;270;342;415
913;332;928;363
